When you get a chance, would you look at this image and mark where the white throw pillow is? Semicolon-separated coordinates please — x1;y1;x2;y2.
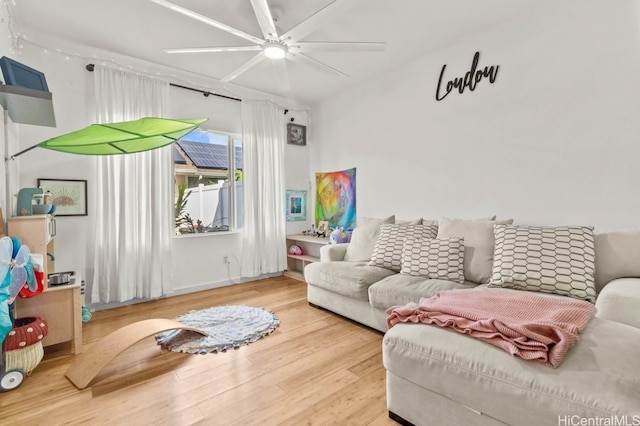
343;215;395;262
437;217;513;284
400;237;465;284
368;224;439;271
488;224;597;303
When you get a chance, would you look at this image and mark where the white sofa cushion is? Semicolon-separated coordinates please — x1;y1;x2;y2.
396;218;423;225
383;316;640;424
368;224;439;272
489;225;596;303
303;261;395;301
595;278;640;328
319;243;348;262
401;237;465;284
368;274;475;310
343;215;395;262
437;217;513;284
594;230;640;292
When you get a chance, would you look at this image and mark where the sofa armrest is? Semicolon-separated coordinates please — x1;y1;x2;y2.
595;278;640;329
320;243;349;262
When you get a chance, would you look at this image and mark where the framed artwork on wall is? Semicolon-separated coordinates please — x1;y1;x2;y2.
287;123;306;146
37;178;88;216
286;189;307;221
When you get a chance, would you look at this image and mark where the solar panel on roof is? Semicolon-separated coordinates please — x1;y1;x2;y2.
177;140;242;170
174;147;187;164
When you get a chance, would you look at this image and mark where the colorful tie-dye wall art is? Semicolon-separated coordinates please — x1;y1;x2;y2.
315;167;356;230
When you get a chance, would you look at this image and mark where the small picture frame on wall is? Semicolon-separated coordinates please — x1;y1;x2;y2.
287;123;306;146
37;178;88;216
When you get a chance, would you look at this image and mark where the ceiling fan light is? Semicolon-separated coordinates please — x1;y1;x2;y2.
263;42;287;60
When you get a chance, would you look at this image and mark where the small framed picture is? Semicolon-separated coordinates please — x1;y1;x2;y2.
287;123;307;146
37;178;88;216
317;220;329;235
285;189;307;221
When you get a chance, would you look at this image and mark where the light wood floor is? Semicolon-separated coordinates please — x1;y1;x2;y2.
1;276;396;426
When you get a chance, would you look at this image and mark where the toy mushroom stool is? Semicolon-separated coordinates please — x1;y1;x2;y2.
1;317;48;391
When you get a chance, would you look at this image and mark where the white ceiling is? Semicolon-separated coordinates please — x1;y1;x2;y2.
10;0;536;105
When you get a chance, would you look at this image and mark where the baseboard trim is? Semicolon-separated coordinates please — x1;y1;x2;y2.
89;272;283;311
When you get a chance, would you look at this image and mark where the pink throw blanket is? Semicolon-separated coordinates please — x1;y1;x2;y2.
386;289;596;367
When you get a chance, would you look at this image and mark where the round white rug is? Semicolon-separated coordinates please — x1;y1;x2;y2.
155;305;280;354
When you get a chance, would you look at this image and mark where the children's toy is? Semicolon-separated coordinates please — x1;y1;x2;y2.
288;245;303;256
82;306;92;323
330;227;352;244
0;236;43;391
1;316;48;391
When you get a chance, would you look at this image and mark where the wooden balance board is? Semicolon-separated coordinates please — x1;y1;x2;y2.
65;318;207;389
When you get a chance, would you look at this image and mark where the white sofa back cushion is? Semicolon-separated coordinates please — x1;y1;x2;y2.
595;278;640;328
594;230;640;292
343;215;395;262
437;217;513;284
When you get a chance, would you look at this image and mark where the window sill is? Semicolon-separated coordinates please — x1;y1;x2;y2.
172;230;242;239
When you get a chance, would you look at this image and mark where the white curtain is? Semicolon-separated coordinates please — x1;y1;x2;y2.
240;100;287;277
91;65;173;303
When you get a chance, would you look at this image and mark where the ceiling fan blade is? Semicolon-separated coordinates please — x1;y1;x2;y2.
274;58;294;99
149;0;264;45
281;0;367;43
291;41;386;53
249;0;278;40
292;53;349;78
220;52;266;82
164;46;262;54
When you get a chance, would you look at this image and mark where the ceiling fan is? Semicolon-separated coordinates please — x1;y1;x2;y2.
149;0;386;83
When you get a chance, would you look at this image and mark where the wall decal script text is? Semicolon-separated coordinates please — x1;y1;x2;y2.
436;51;499;101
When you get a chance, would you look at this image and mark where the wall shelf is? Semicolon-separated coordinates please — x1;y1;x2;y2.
0;83;56;127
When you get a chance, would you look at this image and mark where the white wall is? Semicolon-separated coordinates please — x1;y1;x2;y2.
310;0;640;232
3;32;310;305
284;110;312;235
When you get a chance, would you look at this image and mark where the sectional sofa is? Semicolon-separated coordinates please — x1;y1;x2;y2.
304;216;640;425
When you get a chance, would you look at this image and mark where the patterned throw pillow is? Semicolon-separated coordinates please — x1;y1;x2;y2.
400;237;465;284
368;224;439;272
488;225;597;303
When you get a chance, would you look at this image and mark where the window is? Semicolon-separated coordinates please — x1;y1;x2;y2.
174;129;242;234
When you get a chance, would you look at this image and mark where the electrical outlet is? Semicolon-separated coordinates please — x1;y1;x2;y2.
223;254;230;264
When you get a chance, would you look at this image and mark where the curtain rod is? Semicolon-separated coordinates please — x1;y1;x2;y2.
85;63;242;102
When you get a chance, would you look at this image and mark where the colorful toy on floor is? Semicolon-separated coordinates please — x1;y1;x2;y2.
0;236;42;391
2;316;48;391
81;306;92;323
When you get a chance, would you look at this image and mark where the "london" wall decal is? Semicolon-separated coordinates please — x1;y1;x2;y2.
436;51;499;101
